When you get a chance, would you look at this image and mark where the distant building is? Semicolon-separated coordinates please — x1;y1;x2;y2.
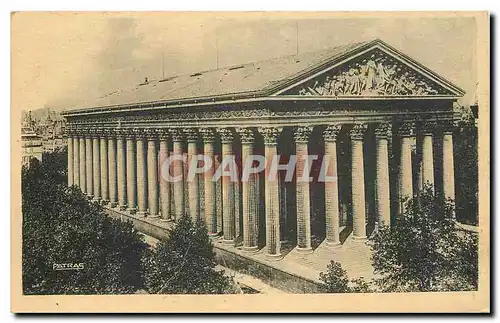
21;127;43;165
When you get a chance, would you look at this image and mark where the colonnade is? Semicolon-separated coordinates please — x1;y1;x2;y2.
66;120;455;259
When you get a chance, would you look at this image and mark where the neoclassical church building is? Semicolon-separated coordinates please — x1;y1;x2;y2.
62;39;465;277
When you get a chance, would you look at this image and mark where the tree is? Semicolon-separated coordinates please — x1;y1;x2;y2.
22;152;148;294
454;113;478;225
370;186;478;292
143;216;237;294
319;261;372;293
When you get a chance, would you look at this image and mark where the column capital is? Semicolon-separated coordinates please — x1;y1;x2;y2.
144;128;158;141
237;128;255;144
95;128;107;139
349;123;368;140
421;121;438;136
133;128;147;139
258;127;282;145
375;122;392;140
170;128;184;141
323;124;342;142
218;128;235;144
88;128;99;139
439;120;456;134
200;128;216;142
158;129;170;141
398;121;415;137
294;126;313;143
184;128;199;142
114;128;127;139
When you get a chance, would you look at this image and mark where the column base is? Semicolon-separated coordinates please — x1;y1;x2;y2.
136;211;147;217
118;204;127;211
208;232;219;237
87;194;94;200
222;239;234;245
352;235;367;241
242;245;259;253
127;207;137;215
296;246;313;254
148;214;160;219
265;253;283;261
160;217;173;222
325;240;342;248
92;197;101;203
101;199;109;205
109;202;117;208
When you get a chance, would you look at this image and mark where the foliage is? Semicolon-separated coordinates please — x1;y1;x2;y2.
454;113;478;225
22;152;148;295
319;261;373;293
370;186;478;292
143;216;237;294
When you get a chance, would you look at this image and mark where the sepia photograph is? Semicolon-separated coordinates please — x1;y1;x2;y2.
10;11;489;313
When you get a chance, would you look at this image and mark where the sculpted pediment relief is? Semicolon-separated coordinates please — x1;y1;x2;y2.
280;48;455;97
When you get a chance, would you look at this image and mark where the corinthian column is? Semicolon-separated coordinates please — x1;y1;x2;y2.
126;130;137;214
73;132;80;188
238;128;259;252
99;130;109;204
421;121;436;193
108;130;118;207
185;128;200;222
145;129;159;218
259;127;282;260
91;130;101;201
350;123;368;240
219;128;235;244
441;121;456;211
201;128;217;235
135;128;147;217
158;129;171;221
67;128;74;186
116;129;127;210
398;122;415;212
79;131;87;193
375;122;392;227
323;124;342;247
295;126;313;253
171;129;185;219
85;132;94;199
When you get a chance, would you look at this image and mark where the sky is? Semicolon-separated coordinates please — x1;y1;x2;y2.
11;12;478;112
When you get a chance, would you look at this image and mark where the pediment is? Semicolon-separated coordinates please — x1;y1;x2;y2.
274;44;464;98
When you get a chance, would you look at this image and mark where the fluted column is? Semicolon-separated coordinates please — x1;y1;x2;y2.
295;126;313;253
79;132;86;193
158;129;171;221
73;133;80;188
398;122;415;212
85;133;94;199
67;129;74;186
171;129;185;219
91;130;101;201
135;129;147;217
219;128;235;244
108;130;118;207
323;125;341;247
201;128;217;235
100;130;109;204
116;129;127;211
375;123;392;227
126;130;137;214
441;121;456;210
145;129;159;218
350;123;368;240
238;128;259;252
185;128;200;222
421;122;436;193
259;127;282;259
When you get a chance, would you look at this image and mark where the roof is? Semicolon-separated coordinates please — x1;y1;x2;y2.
69;40;370;111
64;39;465;114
